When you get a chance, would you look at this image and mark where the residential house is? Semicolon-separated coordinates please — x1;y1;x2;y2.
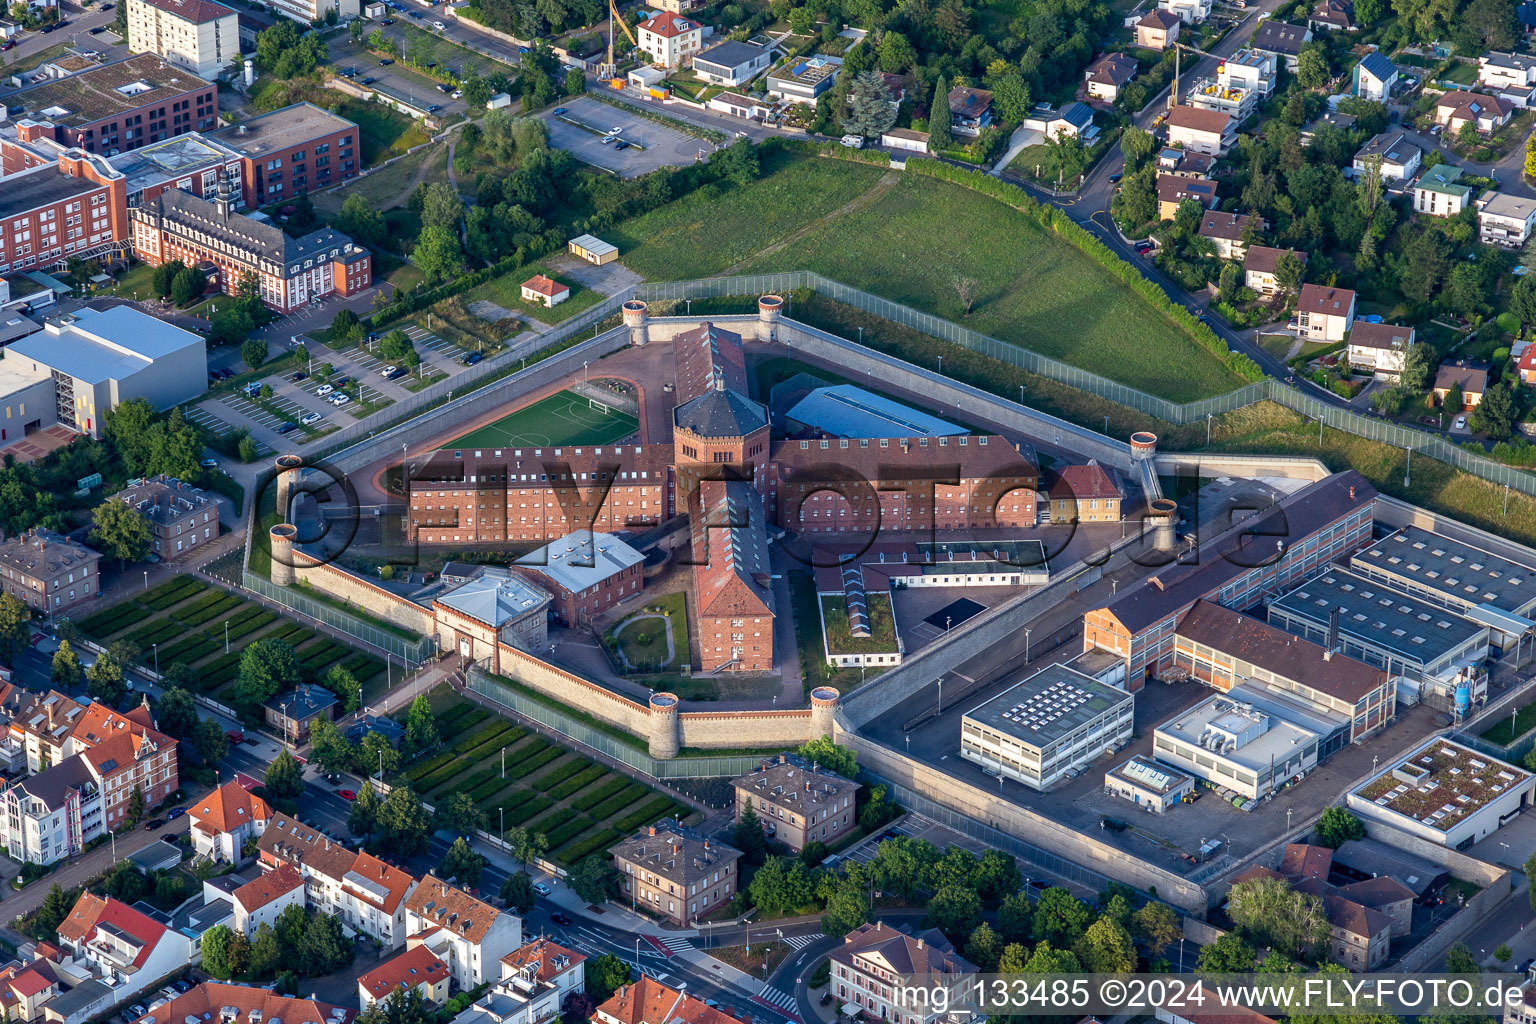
1156;174;1217;219
1352;51;1396;100
829;923;981;1024
1250;21;1312;70
1159;0;1211;23
1189;49;1275;120
126;984;355;1024
358;946;451;1010
1414;164;1473;218
1347;323;1415;380
763;54;840;102
262;684;338;744
0;754;98;865
1435;90;1512;134
105;474;218;559
1243;245;1306;295
1084;53;1137;102
1517;345;1536;386
1136;9;1181;49
1302;109;1357;144
1352;131;1421;181
1478;191;1536;247
594;977;747;1024
188;780;272;863
635;12;701;69
1295;284;1357;341
731;754;861;853
500;938;586;1000
1197;210;1260;260
0;530;101;614
54;893;189;1002
1157;147;1215;177
0;961;61;1023
1434;361;1488;409
690;40;770;86
8;691;86;773
948;87;994;136
1309;0;1355;29
1164;105;1235;155
1025;101;1097;140
404;875;522;989
68;700;177;831
1048;461;1123;523
610;820;742;927
519;275;569;308
707;92;773;120
257;813;419;948
230;863;305;936
1479;51;1536;95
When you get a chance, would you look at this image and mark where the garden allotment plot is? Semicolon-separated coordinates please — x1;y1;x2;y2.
441;390;639;450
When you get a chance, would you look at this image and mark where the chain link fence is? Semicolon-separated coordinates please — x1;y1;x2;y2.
244;572;437;666
469;671;774;779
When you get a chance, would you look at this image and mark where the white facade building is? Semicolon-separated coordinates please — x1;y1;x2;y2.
125;0;239;79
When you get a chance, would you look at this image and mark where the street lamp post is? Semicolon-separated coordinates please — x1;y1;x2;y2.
1023;627;1031;664
143;570;148;591
153;643;159;676
225;619;230;653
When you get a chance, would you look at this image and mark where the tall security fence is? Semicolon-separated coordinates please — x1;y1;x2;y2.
633;273;1536;497
468;671;771;779
244;572;437;667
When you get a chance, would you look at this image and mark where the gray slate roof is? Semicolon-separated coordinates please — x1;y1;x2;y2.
672;387;767;438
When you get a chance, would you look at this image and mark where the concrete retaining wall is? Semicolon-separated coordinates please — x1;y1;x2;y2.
291;552;436;635
494;640;654;735
678;709;813;748
1152;454;1330;482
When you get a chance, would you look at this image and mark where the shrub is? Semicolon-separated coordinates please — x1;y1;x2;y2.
573;777;632;812
614;796;680;833
554;828;622;865
549;765;608;800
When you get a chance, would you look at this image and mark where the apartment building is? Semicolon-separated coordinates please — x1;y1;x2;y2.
500;938;586;1000
403;875;522;989
635;12;701;68
1478;191;1536;247
106;474;218;558
189;780;272;863
595;977;746;1024
358;946;451;1010
1346;322;1415;380
209;104;360;206
126;0;239;79
55;893;190;998
263;0;357;25
610;820;742;927
131;173;372;312
0;141;128;275
5;55;218;155
1295;283;1356;341
128;984;355;1024
731;754;860;853
1;754;97;864
72;700;179;828
829;923;981;1024
230;863;305;936
0;529;101;614
257;813;419;947
510;530;645;627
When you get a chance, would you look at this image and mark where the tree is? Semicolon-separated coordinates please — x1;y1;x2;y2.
435;791;486;837
927;884;982;942
1133;901;1182;954
1458;120;1481;150
1226;875;1330;960
170;264;205;306
0;593;30;665
1274;249;1305;296
712;138;760;185
1122;126;1157;168
1474;381;1517;440
953;275;979;317
336;194;386;247
1496;944;1514;963
249;923;282;978
928;75;952;153
241;336;269;372
323;664;361;713
563;66;585;96
796;737;856;778
734;802;769;864
751;856;819;914
1296;48;1330;90
1075;916;1136;973
1446;941;1481;975
820;869;871;937
1445;381;1464;416
359;731;399;778
420;182;465;231
265;749;304;799
570;854;618;903
975;849;1021;905
86;651;126;706
997;892;1034;943
194;718;229;764
1401;340;1435;392
1315;806;1366;848
378;330;420;369
965;922;1004;971
413;225;463;283
404;694;439;757
1526;134;1536;180
845;70;897;139
1198;931;1257;972
233;638;300;712
1455;0;1518;53
1044;129;1089;184
1032;887;1094;948
307;718;354;774
878;30;916;72
35;883;74;940
348;782;382;836
378;786;432;855
51;639;83;692
155;686;199;737
152;260;187;298
585;954;632;1005
441;836;488;888
1516;274;1536;327
1527;852;1536;911
501;870;536;914
90;500;152;565
1218;263;1241;304
1355;0;1384;24
202;925;235;979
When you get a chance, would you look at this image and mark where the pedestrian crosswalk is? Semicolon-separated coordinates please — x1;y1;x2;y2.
782;934;818;950
755;985;799;1014
658;936;693;954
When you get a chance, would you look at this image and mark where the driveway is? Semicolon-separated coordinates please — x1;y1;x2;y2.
542;97;709;176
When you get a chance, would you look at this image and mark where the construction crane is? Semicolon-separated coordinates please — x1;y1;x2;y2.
598;0;640;82
1167;39;1227;111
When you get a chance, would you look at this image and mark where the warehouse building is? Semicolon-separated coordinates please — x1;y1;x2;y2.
785;384;967;439
959;663;1134;790
1152;692;1321;802
1267;567;1491;713
1350;524;1536;664
1103;755;1195;813
1346;737;1535;849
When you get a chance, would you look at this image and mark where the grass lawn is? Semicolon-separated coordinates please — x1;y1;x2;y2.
107;262;159;301
313;146;447;219
788;572;863;694
608;149;889;278
441;389;639;449
1441;60;1478;85
742;168;1248;403
465;267;608;325
1258;334;1295;360
610;590;690;673
820;593;899;657
710;942;791;976
1479;701;1536;744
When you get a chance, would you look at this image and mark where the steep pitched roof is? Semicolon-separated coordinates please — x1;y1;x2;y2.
358;945;450;1001
1198;211;1258;242
1139;8;1182;28
191;780;272;837
233;863;304;913
1279;842;1334;881
345;851;417;914
1243;245;1306;274
257;812;359;880
130;982;356;1024
1049;461;1122;501
596;975;747;1024
1086;52;1138;86
501;938;587;983
1356;51;1395;82
405;875;503;945
57;893;167;967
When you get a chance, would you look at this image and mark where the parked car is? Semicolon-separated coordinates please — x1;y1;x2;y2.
243;381;263;397
172;981;191;994
600;135;615;145
1;40;14;49
615;140;629;150
362;76;377;84
433;19;445;28
607;126;622;135
330;394;352;406
550;911;571;925
316;383;335;396
300;412;322;426
532;882;552;896
461;352;483;365
166;807;185;820
143;818;164;831
333;375;351;387
381;365;399;376
291;371;309;382
200;458;219;469
839;134;864;149
427;103;441;113
1455;415;1467;429
276;421;298;434
1108;172;1122;183
379;57;394;64
552;107;567;115
438;83;452;93
338;789;357;801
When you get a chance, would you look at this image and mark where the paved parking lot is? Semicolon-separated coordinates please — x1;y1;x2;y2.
541;97;711;176
330;36;469;118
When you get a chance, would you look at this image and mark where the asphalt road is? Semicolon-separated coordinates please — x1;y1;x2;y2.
0;1;122;90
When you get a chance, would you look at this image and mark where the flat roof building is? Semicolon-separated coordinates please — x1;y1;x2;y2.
511;530;644;627
960;663;1134;790
1153;691;1320;801
107;131;244;208
209;103;361;207
126;0;239;80
1267;566;1491;713
1350;524;1536;662
785;384;967;439
1103;755;1195;814
1346;737;1535;849
568;233;617;265
4;54;218;155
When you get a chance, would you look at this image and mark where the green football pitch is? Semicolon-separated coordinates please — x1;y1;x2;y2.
440;390;640;450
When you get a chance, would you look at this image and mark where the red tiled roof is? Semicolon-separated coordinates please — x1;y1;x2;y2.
1050;461;1121;501
192;780;273;836
347;851;417;914
131;982;355;1024
1279;843;1334;881
358;946;450;1001
57;893;167;968
522;275;567;298
9;967;54;998
1437;90;1510;120
1297;283;1355;315
597;976;749;1024
639;12;698;36
235;863;304;913
404;875;502;945
1242;245;1305;274
502;937;587;983
1166;104;1231;135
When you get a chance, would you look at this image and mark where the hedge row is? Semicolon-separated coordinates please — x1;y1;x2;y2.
498;793;553;827
173;587;241;620
554;827;622;866
587;782;650;822
508;747;562;780
157;632;219;666
78;604;145;638
225;610;278;644
452;722;507;755
574;777;636;813
542;814;596;851
270;623;316;646
142;577;207;610
614;796;681;834
547;765;608;801
417;756;477;793
904;158;1265;387
501;737;552;769
126;619;183;648
404;750;457;782
532;757;597;792
341;653;386;681
459;725;526;764
527;807;577;835
299;640;348;670
176;592;245;627
467;775;514;803
201;651;245;689
436;703;482;732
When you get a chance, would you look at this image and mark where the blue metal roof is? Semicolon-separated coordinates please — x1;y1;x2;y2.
786;385;966;439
